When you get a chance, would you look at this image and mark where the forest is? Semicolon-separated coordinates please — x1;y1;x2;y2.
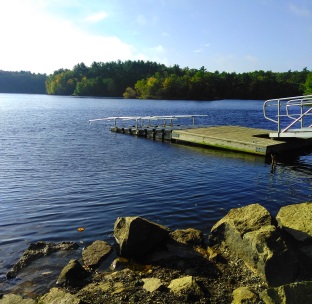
45;61;312;100
1;60;312;99
0;70;47;94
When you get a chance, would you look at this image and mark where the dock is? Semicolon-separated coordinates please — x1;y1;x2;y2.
89;95;312;157
171;126;312;156
109;124;312;156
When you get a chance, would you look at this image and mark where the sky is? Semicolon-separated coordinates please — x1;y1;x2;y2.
0;0;311;75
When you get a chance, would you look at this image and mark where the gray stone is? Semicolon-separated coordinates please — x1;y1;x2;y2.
260;281;312;304
232;287;259;304
38;287;82;304
82;240;112;268
168;276;203;296
170;228;205;246
209;204;298;286
114;216;170;257
0;294;35;304
7;241;79;279
56;259;89;287
142;278;163;292
276;202;312;243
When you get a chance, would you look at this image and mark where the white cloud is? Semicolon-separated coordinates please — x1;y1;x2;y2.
289;4;311;17
0;1;138;73
84;11;108;23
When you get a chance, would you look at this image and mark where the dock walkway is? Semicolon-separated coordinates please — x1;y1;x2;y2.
90;110;312;156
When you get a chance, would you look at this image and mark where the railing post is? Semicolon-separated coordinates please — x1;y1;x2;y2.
277;99;281;134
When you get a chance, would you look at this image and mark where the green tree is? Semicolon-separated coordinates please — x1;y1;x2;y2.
304;72;312;95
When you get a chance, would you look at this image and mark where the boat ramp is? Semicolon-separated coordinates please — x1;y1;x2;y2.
89;95;312;157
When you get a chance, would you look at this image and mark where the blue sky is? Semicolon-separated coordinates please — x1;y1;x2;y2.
0;0;311;74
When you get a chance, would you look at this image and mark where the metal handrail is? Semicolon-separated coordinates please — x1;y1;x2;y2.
263;95;312;134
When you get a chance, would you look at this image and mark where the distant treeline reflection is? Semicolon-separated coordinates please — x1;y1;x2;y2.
1;61;311;100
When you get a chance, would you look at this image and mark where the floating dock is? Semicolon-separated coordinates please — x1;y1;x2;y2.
171;126;312;156
89;103;312;156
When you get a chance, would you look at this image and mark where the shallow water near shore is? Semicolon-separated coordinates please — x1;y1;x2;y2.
0;94;312;292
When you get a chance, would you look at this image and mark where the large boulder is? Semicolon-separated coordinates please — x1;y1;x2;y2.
209;204;298;286
276;202;312;243
114;216;170;258
82;240;112;268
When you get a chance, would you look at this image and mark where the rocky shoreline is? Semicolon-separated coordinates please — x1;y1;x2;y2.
1;202;312;304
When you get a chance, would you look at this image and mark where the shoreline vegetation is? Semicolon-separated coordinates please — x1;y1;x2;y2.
1;60;312;100
2;202;312;304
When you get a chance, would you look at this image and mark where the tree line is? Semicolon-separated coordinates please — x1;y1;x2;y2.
45;61;312;100
1;61;311;99
0;70;47;94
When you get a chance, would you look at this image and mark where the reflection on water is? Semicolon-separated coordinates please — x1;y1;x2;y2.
0;94;311;293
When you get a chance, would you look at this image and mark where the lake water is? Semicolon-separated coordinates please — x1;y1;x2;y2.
1;94;312;281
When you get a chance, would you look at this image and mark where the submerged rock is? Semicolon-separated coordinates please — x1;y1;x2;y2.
6;241;79;279
114;216;170;258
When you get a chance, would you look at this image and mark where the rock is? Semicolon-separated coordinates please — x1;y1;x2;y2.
0;294;35;304
209;204;298;286
114;216;170;257
38;287;82;303
142;278;163;292
168;276;203;297
82;240;112;268
209;204;275;245
111;257;129;270
232;287;259;304
7;241;79;279
260;281;312;304
56;259;89;287
276;202;312;243
170;228;205;246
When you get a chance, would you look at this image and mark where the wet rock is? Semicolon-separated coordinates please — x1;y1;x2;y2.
260;281;312;304
82;240;112;268
209;204;298;286
170;228;205;246
142;278;163;292
56;259;89;287
0;294;35;304
7;241;79;279
114;216;170;257
276;202;312;243
38;287;82;304
232;286;259;304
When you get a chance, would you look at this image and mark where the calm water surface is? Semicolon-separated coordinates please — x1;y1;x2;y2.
1;94;312;279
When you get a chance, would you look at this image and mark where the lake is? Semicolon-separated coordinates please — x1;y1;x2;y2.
1;94;312;280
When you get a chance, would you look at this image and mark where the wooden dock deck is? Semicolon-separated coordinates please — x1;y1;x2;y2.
111;125;312;156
